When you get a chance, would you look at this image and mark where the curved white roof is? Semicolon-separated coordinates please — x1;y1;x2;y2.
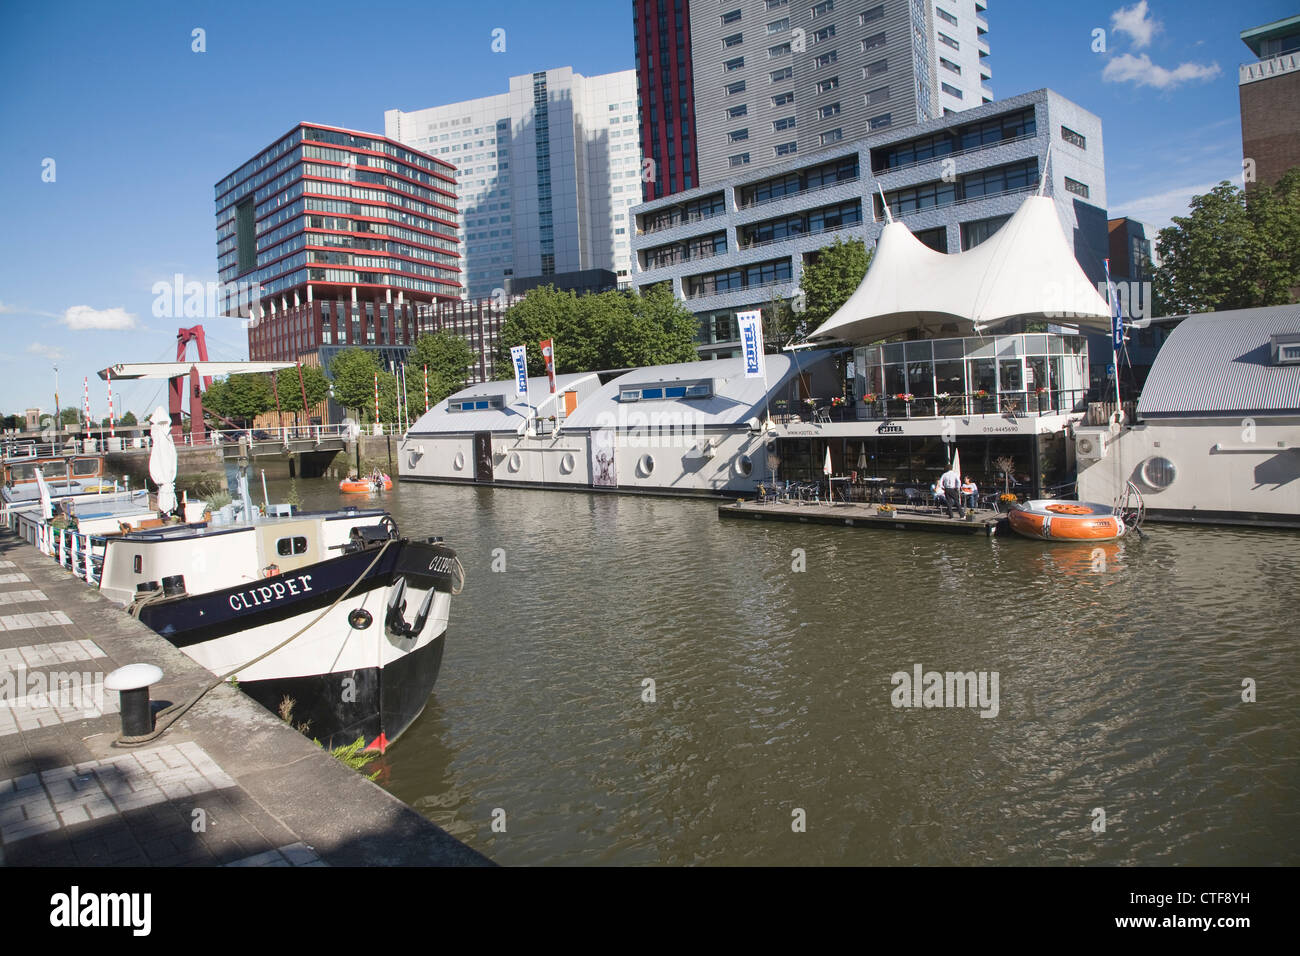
563;351;838;430
808;195;1110;344
408;373;600;434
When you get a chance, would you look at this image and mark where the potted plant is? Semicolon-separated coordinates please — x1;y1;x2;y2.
864;392;877;403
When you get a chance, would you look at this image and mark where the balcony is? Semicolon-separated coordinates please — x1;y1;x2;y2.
637;206;728;236
871;130;1033;177
736;173;860;211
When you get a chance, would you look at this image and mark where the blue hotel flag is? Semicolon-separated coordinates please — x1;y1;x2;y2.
510;345;529;399
736;310;766;380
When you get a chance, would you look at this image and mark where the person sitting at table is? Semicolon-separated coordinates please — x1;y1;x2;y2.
961;476;978;511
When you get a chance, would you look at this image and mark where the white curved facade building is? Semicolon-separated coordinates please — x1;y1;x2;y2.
398;353;839;495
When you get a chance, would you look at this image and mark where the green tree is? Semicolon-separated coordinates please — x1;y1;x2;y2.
764;294;803;351
494;286;574;377
119;410;138;427
626;282;700;366
328;348;385;424
800;236;872;331
274;364;330;423
203;373;274;427
1153;169;1300;315
59;407;80;426
495;283;699;377
409;331;474;410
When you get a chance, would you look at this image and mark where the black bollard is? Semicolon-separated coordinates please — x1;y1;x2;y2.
105;664;164;737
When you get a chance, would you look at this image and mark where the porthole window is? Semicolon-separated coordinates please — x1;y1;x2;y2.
1141;456;1176;490
452;451;465;471
638;453;655;476
559;453;576;475
735;454;753;477
508;452;522;472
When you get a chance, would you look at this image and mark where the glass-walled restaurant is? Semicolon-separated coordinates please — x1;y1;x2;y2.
773;433;1070;502
852;332;1088;419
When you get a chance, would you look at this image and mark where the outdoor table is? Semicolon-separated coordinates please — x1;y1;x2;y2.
861;477;889;503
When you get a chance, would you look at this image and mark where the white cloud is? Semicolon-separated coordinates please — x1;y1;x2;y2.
1111;1;1161;48
26;342;65;361
1102;53;1221;89
60;305;138;331
1110;180;1228;230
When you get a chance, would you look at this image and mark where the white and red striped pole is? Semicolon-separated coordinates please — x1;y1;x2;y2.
83;377;91;439
423;365;429;412
107;370;115;438
374;372;379;427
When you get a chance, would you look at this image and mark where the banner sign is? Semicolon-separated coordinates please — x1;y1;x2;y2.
540;339;557;394
737;310;765;380
510;345;529;399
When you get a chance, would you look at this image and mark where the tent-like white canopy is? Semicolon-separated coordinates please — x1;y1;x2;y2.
807;195;1111;344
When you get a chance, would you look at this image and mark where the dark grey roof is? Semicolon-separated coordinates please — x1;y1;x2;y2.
1138;304;1300;416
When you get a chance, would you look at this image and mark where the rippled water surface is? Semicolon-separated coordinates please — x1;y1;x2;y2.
289;478;1300;865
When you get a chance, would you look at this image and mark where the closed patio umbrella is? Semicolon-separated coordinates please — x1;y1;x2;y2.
148;406;177;516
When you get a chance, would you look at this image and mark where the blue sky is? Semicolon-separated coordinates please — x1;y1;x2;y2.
0;0;1291;417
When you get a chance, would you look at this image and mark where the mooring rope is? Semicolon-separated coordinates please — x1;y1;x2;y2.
115;539;394;746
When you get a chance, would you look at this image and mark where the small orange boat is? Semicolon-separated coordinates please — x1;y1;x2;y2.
1007;499;1127;541
339;473;392;493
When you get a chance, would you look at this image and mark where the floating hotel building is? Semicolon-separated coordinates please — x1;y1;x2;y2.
1075;305;1300;528
401;186;1111;501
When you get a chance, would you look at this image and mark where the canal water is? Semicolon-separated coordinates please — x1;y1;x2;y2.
286;477;1300;866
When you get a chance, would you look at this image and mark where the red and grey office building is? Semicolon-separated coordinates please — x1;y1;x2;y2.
215;122;463;371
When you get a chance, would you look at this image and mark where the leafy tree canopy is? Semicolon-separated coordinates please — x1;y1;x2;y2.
800;237;872;332
495;283;698;378
328;348;383;421
203;373;274;427
290;363;331;412
1153;169;1300;315
409;331;474;409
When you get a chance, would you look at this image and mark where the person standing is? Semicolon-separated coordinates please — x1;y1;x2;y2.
939;464;962;517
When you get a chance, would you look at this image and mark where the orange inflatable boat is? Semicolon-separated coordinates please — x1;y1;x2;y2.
1007;499;1127;542
339;473;392;493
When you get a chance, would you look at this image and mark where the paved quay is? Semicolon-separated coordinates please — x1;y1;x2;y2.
720;499;1007;535
0;529;490;867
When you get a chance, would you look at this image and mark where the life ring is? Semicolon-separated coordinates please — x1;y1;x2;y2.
1045;503;1093;515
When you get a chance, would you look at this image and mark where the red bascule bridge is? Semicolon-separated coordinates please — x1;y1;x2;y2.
97;326;309;442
